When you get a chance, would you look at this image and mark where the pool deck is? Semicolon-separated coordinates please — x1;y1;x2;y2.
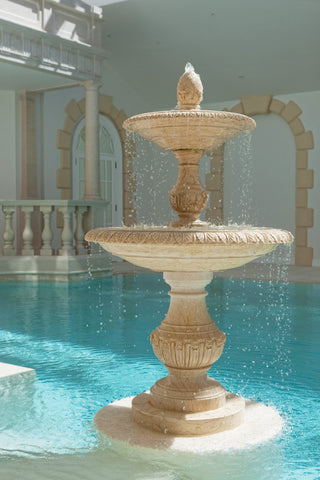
111;260;320;284
0;362;35;383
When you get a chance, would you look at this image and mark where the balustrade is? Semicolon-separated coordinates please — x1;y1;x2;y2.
0;200;108;257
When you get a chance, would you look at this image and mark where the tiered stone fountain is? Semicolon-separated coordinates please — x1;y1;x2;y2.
85;64;293;451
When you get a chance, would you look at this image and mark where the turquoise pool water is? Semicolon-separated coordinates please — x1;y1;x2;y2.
0;274;319;479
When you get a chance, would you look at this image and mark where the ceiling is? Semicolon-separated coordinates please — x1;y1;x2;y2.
0;0;318;107
100;0;320;110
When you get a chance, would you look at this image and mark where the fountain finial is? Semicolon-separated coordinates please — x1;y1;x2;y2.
177;63;203;110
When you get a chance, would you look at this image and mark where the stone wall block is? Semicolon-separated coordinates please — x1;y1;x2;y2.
123;173;136;192
230;103;244;114
124;208;137;226
205;173;222;191
65;99;82;123
125;138;136;157
269;98;285;115
295;227;307;247
63;116;76;134
209;191;223;208
296;150;308;169
115;109;127;126
99;95;113;115
123;194;134;209
296;208;313;228
123;156;133;174
56;168;71;189
289;118;305;136
296;189;307;208
210;155;223;171
78;98;86;114
296;170;314;189
281;101;302;123
56;130;71;150
205;208;223;224
295;246;313;266
109;104;119;119
241;95;272;115
60;188;72;200
295;131;314;151
60;150;71;169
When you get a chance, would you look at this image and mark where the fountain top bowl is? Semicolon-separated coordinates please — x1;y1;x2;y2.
123;110;255;151
123;62;255;151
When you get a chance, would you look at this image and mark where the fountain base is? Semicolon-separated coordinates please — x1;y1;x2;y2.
95;396;283;453
132;391;245;436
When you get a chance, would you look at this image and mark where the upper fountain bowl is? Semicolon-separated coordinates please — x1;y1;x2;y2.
123;110;256;151
123;63;255;151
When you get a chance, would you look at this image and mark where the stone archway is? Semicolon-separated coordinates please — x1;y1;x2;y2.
56;95;136;226
205;94;314;266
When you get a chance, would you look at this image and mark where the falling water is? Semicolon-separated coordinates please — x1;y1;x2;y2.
125;132;176;225
223;131;256;226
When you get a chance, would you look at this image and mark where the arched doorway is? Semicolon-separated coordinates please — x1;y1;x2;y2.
205;95;314;266
56;94;137;226
72;115;123;226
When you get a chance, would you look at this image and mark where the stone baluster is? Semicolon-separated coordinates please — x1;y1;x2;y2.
2;206;16;256
75;206;88;255
40;205;54;256
21;206;34;255
58;205;75;255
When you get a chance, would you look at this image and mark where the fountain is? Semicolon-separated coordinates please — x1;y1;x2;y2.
85;64;293;451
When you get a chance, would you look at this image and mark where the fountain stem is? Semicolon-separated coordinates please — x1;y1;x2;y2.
131;272;245;436
169;150;209;227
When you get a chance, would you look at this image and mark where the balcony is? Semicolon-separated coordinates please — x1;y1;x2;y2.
0;0;107;82
0;200;111;281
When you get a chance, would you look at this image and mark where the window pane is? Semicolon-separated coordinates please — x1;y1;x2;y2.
100;126;115;154
106;160;112;180
105;184;112;203
76;127;86;152
100;160;105;180
79;157;85;180
79;180;85;198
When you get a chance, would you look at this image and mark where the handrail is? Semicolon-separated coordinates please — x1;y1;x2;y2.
0;199;109;257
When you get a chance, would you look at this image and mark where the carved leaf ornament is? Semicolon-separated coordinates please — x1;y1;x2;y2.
85;227;293;246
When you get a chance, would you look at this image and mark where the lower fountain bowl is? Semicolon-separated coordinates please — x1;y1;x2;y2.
85;226;293;273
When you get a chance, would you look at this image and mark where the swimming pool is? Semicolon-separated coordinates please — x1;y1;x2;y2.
0;274;319;479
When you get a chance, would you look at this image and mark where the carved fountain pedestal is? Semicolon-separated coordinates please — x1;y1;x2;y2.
133;271;245;436
86;65;293;448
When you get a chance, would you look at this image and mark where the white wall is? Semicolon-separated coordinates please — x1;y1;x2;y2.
204;90;320;266
0;91;17;199
223;114;296;231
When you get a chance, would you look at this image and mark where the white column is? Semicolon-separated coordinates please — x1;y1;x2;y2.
83;81;101;201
